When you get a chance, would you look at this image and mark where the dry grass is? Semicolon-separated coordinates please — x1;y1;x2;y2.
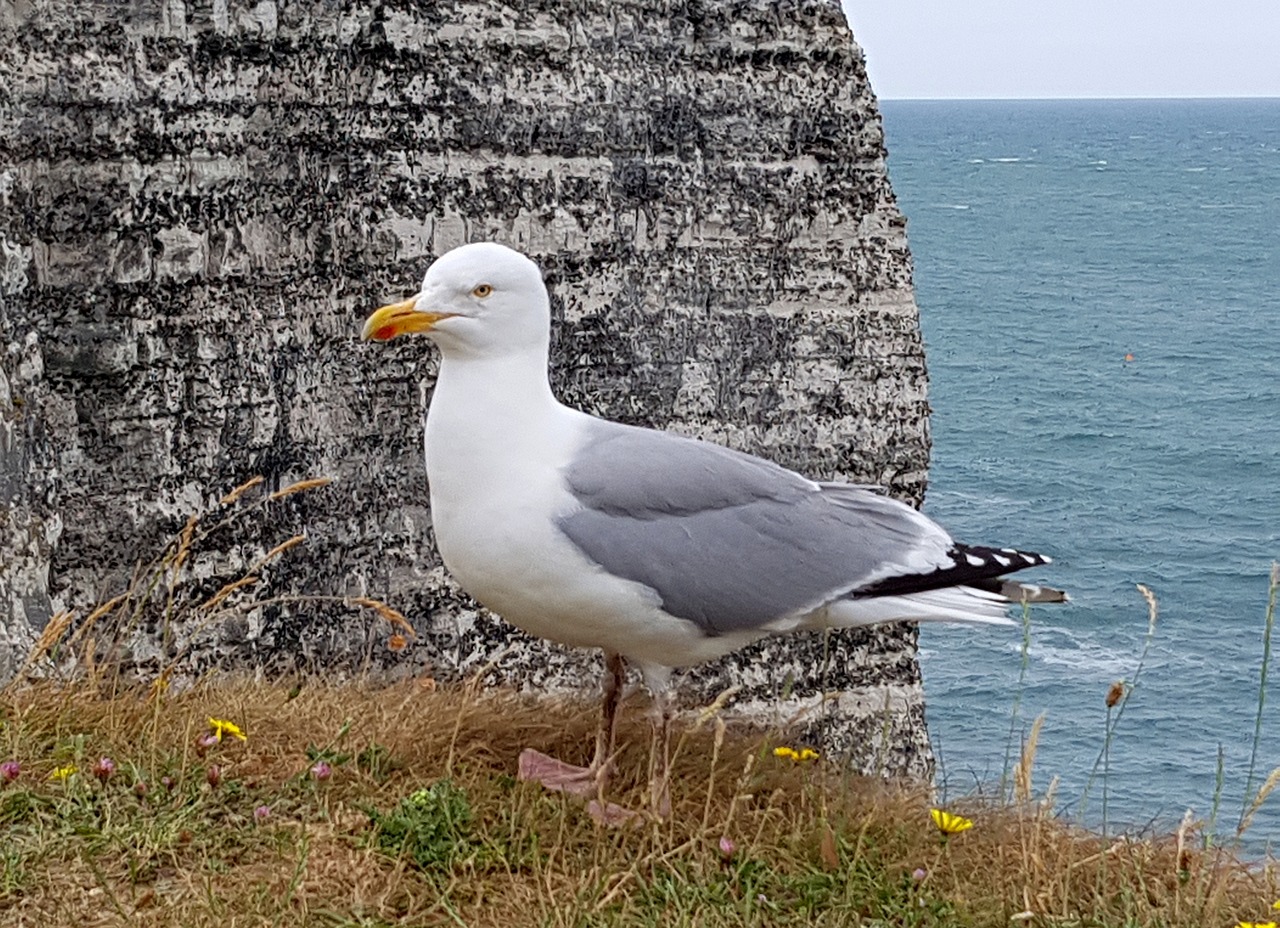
4;479;1276;926
0;678;1275;928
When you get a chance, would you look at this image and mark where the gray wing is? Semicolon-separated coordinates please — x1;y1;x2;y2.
557;421;957;634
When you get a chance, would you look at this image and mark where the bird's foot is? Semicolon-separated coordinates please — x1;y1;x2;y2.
517;748;641;826
517;748;605;797
585;797;642;827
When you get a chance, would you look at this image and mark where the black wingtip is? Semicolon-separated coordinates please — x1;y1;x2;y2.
856;543;1056;600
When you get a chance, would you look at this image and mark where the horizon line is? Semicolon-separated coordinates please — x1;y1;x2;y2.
877;94;1280;102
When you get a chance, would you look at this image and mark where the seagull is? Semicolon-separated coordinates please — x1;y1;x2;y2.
362;242;1063;820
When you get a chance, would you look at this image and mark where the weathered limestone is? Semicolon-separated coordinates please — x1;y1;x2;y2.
0;0;933;774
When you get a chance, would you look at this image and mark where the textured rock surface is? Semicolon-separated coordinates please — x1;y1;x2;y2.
0;0;934;774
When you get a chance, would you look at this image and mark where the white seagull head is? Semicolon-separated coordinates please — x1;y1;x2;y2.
361;242;550;360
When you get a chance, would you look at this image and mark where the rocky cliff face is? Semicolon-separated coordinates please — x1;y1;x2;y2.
0;0;934;775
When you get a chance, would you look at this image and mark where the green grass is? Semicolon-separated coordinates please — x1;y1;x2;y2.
3;480;1276;926
0;678;1275;927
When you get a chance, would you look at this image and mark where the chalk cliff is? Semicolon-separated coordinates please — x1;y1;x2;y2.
0;0;933;774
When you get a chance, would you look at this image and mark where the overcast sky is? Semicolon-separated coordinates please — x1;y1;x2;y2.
840;1;1280;99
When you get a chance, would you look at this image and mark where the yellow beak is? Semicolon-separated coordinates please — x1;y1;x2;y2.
361;298;454;341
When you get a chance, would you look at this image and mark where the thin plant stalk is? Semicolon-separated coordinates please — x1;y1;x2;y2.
1102;702;1113;836
1080;584;1159;818
1000;601;1033;802
1237;562;1279;833
1206;742;1225;848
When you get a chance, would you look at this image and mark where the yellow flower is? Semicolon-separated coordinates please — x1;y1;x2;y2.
208;717;247;742
930;808;974;836
773;746;799;760
1237;922;1278;928
1273;900;1280;910
48;763;77;781
772;746;819;762
797;748;819;761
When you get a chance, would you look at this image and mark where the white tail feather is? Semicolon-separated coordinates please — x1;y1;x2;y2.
824;585;1019;628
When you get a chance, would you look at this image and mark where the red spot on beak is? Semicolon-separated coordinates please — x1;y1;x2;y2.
375;325;396;340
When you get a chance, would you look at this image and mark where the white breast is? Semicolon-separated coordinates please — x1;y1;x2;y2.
421;377;762;667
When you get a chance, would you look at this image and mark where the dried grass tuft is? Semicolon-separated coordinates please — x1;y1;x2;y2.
219;475;265;505
1014;712;1045;805
22;609;76;670
349;596;417;637
1239;766;1280;837
269;476;333;500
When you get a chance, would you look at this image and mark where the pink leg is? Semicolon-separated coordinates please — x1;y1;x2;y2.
646;685;674;820
518;652;637;823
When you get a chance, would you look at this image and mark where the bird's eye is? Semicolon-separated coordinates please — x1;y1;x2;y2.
471;284;493;298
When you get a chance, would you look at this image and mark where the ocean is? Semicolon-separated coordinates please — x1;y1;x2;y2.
879;99;1280;848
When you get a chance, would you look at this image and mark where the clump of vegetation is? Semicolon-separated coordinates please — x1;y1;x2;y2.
368;779;475;871
0;676;1275;925
1;478;1276;926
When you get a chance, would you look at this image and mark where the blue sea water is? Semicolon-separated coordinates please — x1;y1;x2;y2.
880;99;1280;848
